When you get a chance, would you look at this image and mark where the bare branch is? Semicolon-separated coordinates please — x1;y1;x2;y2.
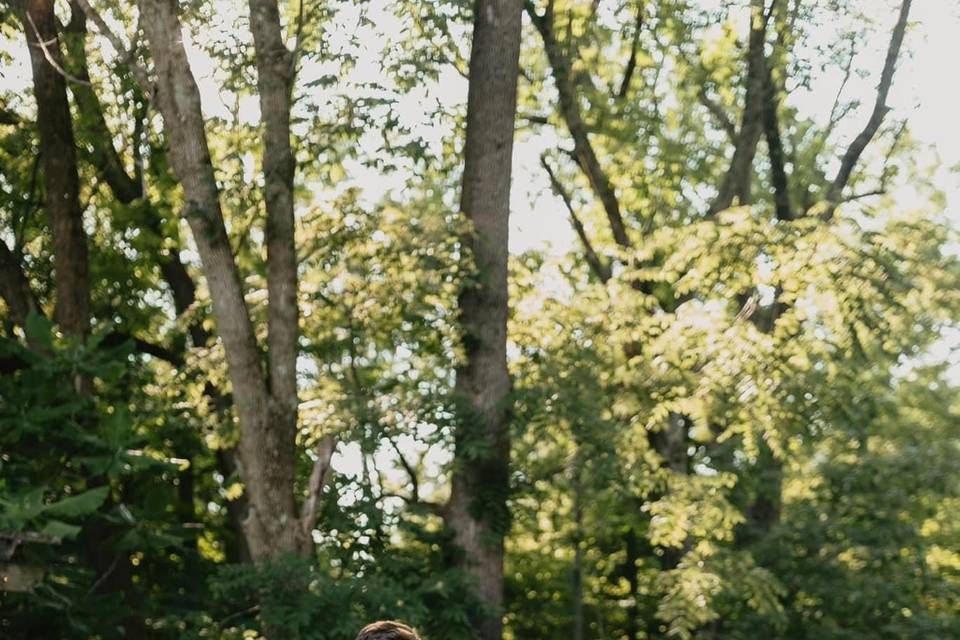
825;35;857;136
386;434;422;503
300;435;336;537
289;0;308;75
616;2;644;99
825;0;912;216
541;155;612;282
838;189;886;204
698;87;738;143
25;13;92;87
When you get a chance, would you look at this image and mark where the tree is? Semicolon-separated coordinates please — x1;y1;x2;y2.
445;1;524;638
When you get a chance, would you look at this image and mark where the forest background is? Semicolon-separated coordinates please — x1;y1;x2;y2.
1;0;960;639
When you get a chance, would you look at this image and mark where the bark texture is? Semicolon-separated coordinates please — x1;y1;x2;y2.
21;0;89;338
138;0;301;560
446;1;523;638
247;0;300;542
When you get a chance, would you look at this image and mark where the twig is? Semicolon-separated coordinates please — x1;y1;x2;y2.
289;0;307;76
26;13;92;87
540;155;612;282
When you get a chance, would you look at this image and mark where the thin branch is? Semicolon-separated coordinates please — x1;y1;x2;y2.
218;605;261;630
698;87;738;143
541;155;612;282
825;35;858;136
300;435;336;537
25;13;92;87
385;434;422;502
526;0;632;249
86;553;121;595
762;60;792;220
825;0;912;216
838;189;886;204
520;112;551;125
14;151;42;255
616;2;645;99
289;0;308;76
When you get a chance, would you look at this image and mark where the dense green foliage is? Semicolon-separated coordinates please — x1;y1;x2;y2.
1;0;958;639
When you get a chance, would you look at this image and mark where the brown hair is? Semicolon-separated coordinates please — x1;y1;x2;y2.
355;620;421;640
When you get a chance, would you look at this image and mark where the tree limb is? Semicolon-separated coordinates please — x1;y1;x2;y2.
540;155;612;282
824;0;912;218
526;0;632;249
616;1;644;99
762;59;792;220
708;0;768;216
73;0;152;96
698;87;738;143
300;435;336;538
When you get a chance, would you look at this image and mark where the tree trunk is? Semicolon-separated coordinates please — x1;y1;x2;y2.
137;0;301;561
247;0;302;554
20;0;89;338
446;1;523;639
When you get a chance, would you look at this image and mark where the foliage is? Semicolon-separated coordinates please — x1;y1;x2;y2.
1;0;959;639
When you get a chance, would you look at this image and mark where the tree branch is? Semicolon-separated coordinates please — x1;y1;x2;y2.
24;12;92;87
527;0;632;249
708;0;767;216
540;155;612;282
73;0;152;97
762;59;792;220
616;2;644;99
824;0;912;217
698;87;738;143
300;435;336;537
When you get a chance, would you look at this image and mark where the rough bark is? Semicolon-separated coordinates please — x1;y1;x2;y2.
446;1;523;638
137;0;300;560
247;0;300;541
20;0;89;338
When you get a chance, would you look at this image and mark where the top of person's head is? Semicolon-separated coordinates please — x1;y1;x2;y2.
355;620;421;640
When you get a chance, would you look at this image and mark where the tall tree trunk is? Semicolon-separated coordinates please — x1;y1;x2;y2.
445;1;523;639
247;0;302;553
20;0;89;338
137;0;300;561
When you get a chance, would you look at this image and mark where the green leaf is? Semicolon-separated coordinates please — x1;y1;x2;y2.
44;486;109;518
40;519;82;540
24;312;54;351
